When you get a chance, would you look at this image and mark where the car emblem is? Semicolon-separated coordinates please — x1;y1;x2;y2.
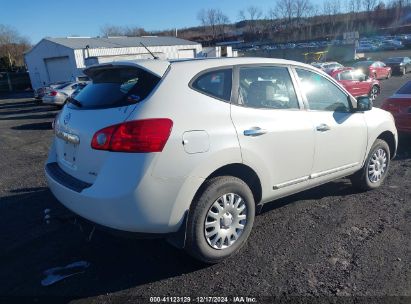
63;113;71;125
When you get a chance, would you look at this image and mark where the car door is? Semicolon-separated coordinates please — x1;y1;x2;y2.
230;65;315;199
352;71;370;96
370;62;378;78
293;67;367;180
337;70;357;96
379;62;389;78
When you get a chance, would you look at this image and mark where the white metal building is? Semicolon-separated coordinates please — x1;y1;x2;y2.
24;36;202;89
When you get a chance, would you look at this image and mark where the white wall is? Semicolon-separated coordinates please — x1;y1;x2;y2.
25;40;202;90
25;40;79;89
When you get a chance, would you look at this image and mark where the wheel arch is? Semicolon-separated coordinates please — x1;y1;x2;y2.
192;163;263;208
377;131;397;159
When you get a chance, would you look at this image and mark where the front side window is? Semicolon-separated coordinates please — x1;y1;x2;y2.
338;71;352;81
296;68;350;112
191;69;232;101
351;70;367;81
238;66;299;109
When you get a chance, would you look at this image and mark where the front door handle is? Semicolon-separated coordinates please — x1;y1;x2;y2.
316;123;331;132
244;127;267;136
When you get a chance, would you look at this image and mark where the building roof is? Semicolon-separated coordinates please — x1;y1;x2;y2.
44;36;199;49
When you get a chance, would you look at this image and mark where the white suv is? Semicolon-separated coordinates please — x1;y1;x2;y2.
46;58;397;263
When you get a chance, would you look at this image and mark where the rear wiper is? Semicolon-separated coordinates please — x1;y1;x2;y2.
67;97;82;108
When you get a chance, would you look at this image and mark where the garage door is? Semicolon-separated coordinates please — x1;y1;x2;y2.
178;49;195;59
45;57;72;83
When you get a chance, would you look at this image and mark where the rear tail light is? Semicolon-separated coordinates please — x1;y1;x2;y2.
49;91;57;96
91;119;173;153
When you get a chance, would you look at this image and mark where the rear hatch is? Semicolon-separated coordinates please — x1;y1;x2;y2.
53;60;170;183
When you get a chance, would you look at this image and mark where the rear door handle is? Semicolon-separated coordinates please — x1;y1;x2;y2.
316;123;331;132
244;127;267;136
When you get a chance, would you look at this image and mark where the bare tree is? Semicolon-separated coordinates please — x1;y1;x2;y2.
295;0;312;24
215;11;230;39
124;26;147;37
197;9;228;40
0;24;30;69
362;0;378;12
275;0;295;29
100;24;147;37
100;24;125;36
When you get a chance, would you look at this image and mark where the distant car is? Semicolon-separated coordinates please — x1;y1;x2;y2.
34;81;70;102
380;39;404;50
384;57;411;76
311;62;344;74
381;81;411;134
329;68;380;101
42;82;88;106
352;61;391;80
356;43;378;53
34;87;45;101
70;83;88;100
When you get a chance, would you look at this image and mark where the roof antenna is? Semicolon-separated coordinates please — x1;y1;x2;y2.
140;42;158;59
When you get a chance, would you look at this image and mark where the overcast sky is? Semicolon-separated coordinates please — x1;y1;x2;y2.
1;0;391;44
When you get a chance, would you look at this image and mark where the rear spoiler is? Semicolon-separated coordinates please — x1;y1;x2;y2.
83;59;170;79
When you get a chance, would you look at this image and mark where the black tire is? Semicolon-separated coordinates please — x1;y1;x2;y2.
369;85;379;101
185;176;255;264
350;139;390;191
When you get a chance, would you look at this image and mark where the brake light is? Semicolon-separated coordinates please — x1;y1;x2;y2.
49;91;57;96
91;119;173;153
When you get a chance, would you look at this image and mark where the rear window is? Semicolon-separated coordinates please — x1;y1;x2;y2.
397;81;411;94
55;83;71;89
69;67;160;109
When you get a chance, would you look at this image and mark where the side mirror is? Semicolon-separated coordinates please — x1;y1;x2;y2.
357;96;373;111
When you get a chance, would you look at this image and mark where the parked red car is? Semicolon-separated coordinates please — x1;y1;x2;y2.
329;67;381;100
381;81;411;134
352;60;392;80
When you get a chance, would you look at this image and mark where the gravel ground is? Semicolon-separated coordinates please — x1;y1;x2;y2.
0;72;410;303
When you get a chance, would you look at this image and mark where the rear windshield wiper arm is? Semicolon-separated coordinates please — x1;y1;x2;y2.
67;97;82;108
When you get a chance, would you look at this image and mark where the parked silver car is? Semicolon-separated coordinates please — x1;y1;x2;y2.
42;82;88;106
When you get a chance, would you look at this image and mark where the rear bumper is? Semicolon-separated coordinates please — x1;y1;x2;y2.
42;96;65;105
45;142;203;234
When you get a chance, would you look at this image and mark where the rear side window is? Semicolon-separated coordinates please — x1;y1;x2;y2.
338;71;352;81
191;69;232;101
69;67;160;109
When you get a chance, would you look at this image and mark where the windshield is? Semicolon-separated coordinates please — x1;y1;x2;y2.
69;67;160;109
